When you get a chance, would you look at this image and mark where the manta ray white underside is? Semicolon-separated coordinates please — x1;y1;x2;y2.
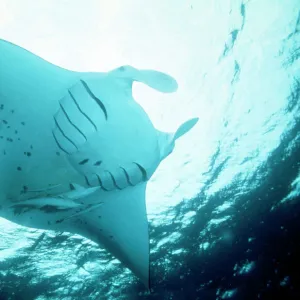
0;39;198;288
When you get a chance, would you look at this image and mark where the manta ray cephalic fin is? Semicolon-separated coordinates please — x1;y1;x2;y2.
109;65;178;93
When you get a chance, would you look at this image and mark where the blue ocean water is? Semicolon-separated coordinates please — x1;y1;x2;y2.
0;1;299;299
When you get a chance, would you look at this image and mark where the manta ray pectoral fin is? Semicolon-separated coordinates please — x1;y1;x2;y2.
60;183;150;288
173;117;199;141
111;65;178;93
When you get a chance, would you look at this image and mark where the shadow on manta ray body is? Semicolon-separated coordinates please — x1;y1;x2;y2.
0;39;199;288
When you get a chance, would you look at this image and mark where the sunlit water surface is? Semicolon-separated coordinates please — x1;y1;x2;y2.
0;1;299;299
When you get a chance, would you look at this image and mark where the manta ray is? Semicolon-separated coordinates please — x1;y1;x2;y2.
0;39;198;288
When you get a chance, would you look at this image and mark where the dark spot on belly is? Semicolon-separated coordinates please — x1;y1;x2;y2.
17;166;22;171
21;122;25;126
94;160;102;166
79;158;89;165
2;120;7;124
21;186;28;194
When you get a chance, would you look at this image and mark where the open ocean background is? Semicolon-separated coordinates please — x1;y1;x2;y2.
0;0;299;299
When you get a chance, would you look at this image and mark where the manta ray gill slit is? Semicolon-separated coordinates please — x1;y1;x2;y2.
53;116;78;151
80;79;108;120
68;90;98;131
59;102;87;141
